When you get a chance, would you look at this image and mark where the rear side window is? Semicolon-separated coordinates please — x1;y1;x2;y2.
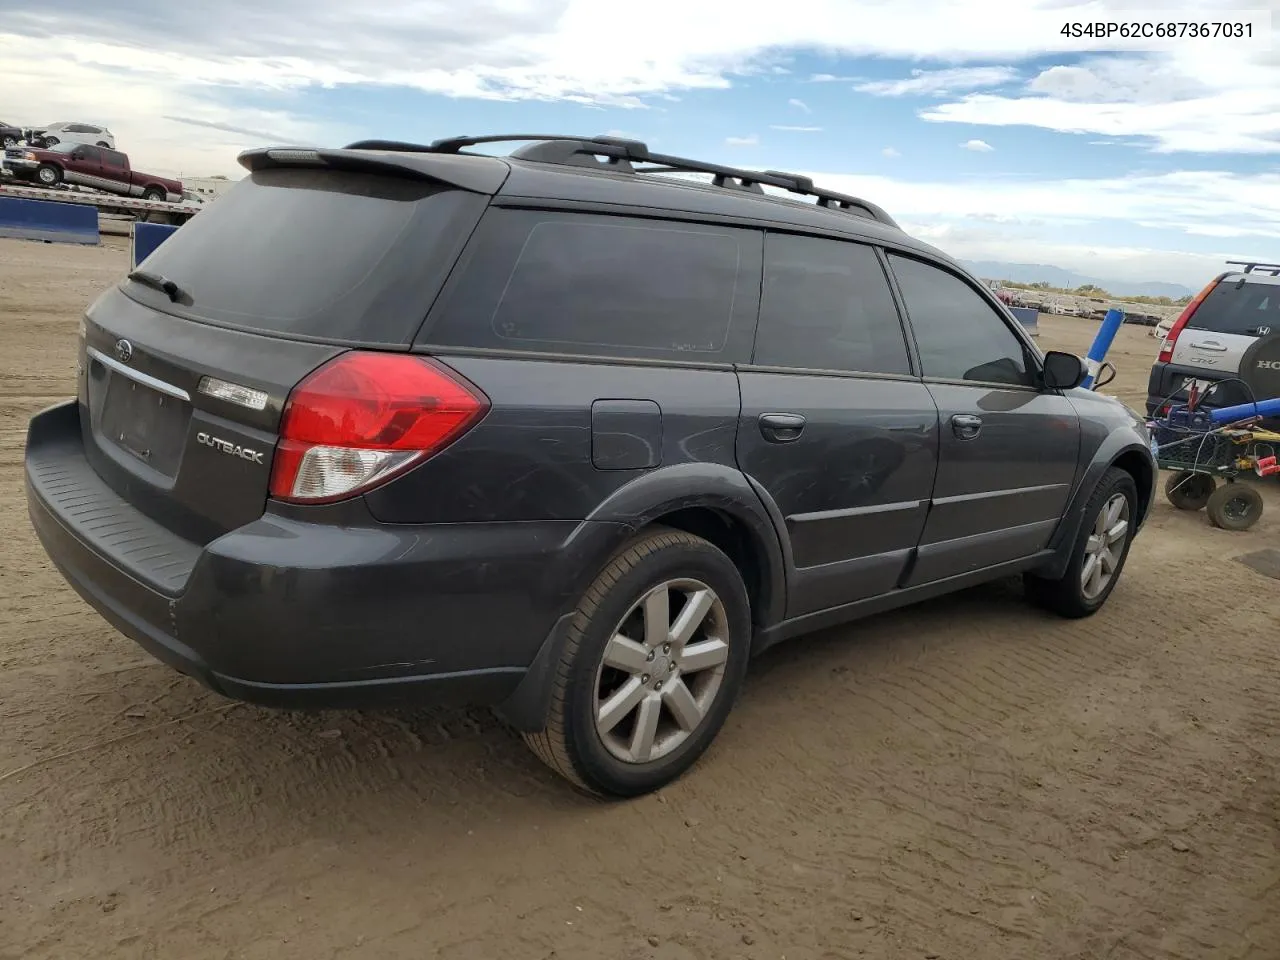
422;209;762;363
755;233;911;375
889;253;1034;387
103;150;126;167
123;168;487;345
1189;281;1280;336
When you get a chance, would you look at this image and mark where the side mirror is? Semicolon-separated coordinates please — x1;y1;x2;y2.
1041;351;1088;390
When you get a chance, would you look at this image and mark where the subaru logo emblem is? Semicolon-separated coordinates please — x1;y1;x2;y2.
114;339;133;363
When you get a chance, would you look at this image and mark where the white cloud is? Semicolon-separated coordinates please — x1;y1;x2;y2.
788;97;811;113
961;138;994;151
922;42;1280;154
0;0;1275;288
854;66;1019;97
788;168;1280;283
0;0;1272;174
0;35;342;176
770;125;822;132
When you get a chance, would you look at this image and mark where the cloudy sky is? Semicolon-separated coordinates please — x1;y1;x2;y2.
1;0;1278;287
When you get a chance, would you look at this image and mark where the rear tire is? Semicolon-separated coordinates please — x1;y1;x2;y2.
1206;482;1263;531
1025;467;1138;619
522;527;751;797
142;186;165;201
1164;470;1214;511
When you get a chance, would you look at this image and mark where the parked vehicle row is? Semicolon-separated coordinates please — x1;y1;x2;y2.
1;120;116;150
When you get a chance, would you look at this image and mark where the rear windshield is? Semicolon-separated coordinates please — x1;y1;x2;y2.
124;168;485;345
1189;279;1280;336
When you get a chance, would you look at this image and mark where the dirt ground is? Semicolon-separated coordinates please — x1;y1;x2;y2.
2;235;1279;960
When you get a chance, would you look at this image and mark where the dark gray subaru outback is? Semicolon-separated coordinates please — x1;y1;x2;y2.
24;134;1156;796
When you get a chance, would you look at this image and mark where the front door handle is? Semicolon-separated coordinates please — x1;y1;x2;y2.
952;414;982;439
759;412;806;443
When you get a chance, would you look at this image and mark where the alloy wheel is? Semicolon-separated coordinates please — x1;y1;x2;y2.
1081;492;1130;600
593;578;731;764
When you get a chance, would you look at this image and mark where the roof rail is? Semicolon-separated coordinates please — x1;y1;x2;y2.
340;133;898;228
1226;260;1280;276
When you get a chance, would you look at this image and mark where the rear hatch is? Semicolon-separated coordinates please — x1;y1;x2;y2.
78;160;497;546
1170;273;1280;387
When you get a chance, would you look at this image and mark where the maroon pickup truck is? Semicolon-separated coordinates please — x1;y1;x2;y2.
2;142;182;201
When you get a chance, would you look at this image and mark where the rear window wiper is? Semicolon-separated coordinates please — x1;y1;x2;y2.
127;269;188;303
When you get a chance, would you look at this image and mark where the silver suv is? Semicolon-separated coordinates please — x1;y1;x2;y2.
1148;261;1280;419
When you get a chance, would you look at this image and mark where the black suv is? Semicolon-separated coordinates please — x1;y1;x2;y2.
24;134;1157;796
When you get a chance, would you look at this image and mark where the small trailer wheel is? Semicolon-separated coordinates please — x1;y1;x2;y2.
1164;470;1215;511
1206;482;1263;531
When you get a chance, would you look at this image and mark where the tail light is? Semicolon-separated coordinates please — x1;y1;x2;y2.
1158;276;1220;363
269;352;488;504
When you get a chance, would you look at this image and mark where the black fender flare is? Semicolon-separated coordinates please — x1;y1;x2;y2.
1037;434;1156;580
582;462;790;629
495;462;791;732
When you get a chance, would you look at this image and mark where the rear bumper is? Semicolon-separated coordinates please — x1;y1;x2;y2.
25;400;619;709
1147;361;1279;428
1146;360;1250;416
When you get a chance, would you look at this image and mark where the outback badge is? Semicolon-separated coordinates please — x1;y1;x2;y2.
196;431;266;465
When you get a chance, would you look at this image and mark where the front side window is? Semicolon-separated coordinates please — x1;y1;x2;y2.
889;253;1034;386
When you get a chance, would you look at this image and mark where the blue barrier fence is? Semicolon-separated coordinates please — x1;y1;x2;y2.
0;196;99;244
131;221;179;268
1008;306;1039;336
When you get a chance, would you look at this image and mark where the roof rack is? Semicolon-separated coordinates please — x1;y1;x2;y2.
342;133;898;228
1226;261;1280;276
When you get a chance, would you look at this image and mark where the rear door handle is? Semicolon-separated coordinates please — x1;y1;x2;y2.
759;412;806;443
952;414;982;439
1192;340;1227;351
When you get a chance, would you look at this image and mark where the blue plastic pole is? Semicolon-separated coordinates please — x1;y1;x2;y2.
1080;307;1125;389
1208;395;1280;424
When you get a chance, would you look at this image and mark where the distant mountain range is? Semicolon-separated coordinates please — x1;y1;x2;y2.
961;261;1195;300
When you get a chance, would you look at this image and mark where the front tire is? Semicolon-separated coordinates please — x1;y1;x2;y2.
35;164;61;186
523;528;751;797
1025;467;1138;619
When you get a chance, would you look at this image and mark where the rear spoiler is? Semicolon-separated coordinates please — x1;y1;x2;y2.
236;146;511;195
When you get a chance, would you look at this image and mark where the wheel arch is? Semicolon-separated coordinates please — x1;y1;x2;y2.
583;463;790;631
1111;447;1155;524
496;463;791;733
1037;437;1156;581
